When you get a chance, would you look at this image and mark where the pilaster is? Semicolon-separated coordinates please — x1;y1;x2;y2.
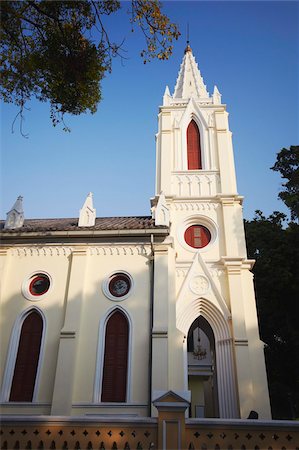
51;247;87;415
242;270;272;418
167;246;185;391
158;111;172;195
219;195;246;257
222;258;254;418
215;111;237;194
0;248;9;306
151;244;170;415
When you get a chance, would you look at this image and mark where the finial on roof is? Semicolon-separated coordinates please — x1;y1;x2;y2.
184;23;192;53
5;195;24;229
78;192;96;227
184;43;192;54
150;191;169;226
163;85;171;105
212;85;222;104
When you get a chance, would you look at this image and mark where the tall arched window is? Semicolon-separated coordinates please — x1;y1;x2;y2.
9;311;43;402
187;120;202;170
101;310;129;402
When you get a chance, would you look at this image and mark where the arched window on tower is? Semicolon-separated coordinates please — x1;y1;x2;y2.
101;310;129;402
9;311;43;402
187;120;202;170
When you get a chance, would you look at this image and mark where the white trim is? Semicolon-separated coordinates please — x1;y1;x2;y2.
177;214;218;254
93;305;133;403
21;270;53;302
102;270;134;302
0;306;47;402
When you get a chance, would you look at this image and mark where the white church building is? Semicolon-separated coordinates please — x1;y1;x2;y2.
0;45;271;422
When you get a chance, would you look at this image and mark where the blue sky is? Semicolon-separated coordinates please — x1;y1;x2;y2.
1;1;298;221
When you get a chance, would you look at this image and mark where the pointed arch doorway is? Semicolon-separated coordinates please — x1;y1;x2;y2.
187;316;219;418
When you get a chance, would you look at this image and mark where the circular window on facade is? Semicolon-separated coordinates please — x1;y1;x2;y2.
109;273;131;298
22;271;52;301
29;274;50;296
184;225;211;249
103;271;133;301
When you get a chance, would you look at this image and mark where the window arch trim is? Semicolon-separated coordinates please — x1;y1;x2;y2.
187;119;202;170
93;306;132;403
180;109;207;171
0;306;46;403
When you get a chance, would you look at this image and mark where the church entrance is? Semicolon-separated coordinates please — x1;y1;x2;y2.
187;316;219;418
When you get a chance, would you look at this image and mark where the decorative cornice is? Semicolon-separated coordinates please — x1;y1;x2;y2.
170;202;219;211
216;194;244;206
9;247;72;257
6;245;154;257
221;257;254;272
172;170;219;176
88;245;151;256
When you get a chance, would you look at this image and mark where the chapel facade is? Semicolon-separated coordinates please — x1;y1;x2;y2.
0;46;271;420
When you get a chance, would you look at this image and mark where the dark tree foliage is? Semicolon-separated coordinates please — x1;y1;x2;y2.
245;211;299;419
0;0;180;133
271;146;299;221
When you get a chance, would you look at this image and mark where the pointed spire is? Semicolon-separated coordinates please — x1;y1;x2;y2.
78;192;96;227
173;48;209;100
150;191;169;226
213;85;222;104
5;196;24;229
163;85;171;106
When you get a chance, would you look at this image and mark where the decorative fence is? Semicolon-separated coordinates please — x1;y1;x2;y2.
1;416;298;450
186;419;299;450
1;392;298;450
0;418;157;450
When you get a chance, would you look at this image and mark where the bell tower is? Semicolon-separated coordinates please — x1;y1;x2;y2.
152;45;271;419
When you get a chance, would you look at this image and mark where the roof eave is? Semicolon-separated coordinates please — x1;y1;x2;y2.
0;227;169;240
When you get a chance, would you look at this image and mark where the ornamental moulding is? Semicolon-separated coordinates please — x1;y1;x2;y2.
171;202;219;211
88;245;151;256
9;247;72;257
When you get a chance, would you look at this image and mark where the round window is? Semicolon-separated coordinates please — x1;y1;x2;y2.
102;271;133;301
22;271;52;301
108;273;131;298
29;274;50;296
184;225;211;249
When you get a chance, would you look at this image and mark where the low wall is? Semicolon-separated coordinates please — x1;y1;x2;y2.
0;416;157;449
1;415;298;450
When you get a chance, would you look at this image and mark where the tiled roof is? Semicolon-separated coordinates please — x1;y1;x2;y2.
0;216;167;232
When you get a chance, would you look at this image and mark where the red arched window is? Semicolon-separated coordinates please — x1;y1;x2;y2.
101;310;129;402
10;311;43;402
187;120;202;170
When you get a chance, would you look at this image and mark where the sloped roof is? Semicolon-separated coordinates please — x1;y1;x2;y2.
0;216;167;233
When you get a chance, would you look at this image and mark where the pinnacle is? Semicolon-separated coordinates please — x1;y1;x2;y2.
173;47;209;99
